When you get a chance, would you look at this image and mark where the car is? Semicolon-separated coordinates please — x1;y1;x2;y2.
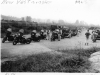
30;33;41;42
51;31;61;41
40;32;47;40
61;28;72;38
91;30;100;42
71;29;78;36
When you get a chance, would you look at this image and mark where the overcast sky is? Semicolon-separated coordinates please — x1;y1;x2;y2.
1;0;100;25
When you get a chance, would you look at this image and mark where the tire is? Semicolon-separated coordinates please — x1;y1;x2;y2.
2;39;5;43
37;39;40;42
13;41;17;45
26;41;31;44
2;37;7;43
26;39;31;44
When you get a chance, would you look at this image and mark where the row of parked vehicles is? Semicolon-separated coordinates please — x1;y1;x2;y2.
2;27;79;45
2;33;31;45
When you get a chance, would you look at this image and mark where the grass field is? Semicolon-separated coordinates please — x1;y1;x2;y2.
1;47;100;72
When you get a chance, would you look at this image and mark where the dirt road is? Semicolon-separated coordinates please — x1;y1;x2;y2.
38;29;100;50
1;29;100;59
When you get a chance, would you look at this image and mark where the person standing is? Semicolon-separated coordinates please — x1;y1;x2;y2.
6;28;12;37
5;28;12;40
85;30;91;45
31;30;37;38
46;29;51;40
91;30;97;42
18;29;24;41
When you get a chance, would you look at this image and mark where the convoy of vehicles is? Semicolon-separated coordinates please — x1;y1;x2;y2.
13;34;31;45
2;25;79;45
51;31;61;41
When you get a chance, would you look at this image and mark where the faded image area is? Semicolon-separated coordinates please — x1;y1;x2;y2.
1;0;100;73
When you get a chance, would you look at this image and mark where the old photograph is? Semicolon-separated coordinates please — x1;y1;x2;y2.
0;0;100;73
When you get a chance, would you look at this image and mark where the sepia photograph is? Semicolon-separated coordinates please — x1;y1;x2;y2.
0;0;100;74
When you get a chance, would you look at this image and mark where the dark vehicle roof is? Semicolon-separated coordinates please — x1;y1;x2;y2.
62;29;70;33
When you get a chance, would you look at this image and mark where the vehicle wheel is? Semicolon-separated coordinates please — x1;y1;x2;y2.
26;41;31;44
38;39;40;42
26;39;31;44
2;39;5;43
13;41;17;45
2;37;7;43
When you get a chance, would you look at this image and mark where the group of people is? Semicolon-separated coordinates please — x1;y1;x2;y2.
85;29;100;45
5;28;63;41
31;29;52;40
5;28;24;41
4;27;100;46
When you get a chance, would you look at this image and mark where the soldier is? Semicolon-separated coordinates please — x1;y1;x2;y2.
40;29;44;35
2;28;15;43
91;30;97;42
77;29;81;36
46;29;51;40
40;29;46;39
85;30;91;45
41;29;44;33
18;29;24;41
31;30;37;38
5;28;12;40
56;29;61;41
6;28;12;37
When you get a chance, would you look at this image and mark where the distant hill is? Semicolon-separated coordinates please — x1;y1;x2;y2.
1;15;21;21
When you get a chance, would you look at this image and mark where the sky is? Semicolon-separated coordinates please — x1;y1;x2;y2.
0;0;100;25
